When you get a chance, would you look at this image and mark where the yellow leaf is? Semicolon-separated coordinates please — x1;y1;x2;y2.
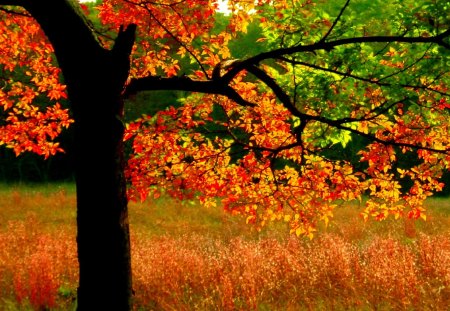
362;212;369;222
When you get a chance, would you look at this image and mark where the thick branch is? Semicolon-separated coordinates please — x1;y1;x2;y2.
222;30;450;83
245;65;300;117
125;76;255;107
112;24;137;93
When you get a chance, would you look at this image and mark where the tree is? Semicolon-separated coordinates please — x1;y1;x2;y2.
1;1;135;309
0;0;449;310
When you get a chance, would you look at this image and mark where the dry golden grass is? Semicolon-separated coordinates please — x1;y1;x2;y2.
0;184;449;310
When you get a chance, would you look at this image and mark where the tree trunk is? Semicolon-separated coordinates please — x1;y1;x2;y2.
74;94;132;311
64;54;134;310
69;25;136;311
65;39;135;311
21;1;136;310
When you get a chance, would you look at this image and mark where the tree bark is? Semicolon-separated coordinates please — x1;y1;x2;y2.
20;1;135;309
74;87;132;311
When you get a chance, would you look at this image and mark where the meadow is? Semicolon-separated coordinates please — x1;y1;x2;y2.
0;184;449;310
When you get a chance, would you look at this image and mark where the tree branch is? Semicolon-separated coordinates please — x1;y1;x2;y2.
124;76;255;107
221;30;450;83
279;57;450;97
245;65;300;117
435;28;450;49
330;122;449;155
111;24;137;96
320;0;351;42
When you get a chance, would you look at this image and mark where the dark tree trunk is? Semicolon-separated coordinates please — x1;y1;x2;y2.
74;88;132;311
21;1;136;310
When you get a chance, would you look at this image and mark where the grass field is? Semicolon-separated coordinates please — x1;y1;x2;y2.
0;183;449;310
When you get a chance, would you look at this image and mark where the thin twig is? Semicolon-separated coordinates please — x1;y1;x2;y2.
320;0;351;42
